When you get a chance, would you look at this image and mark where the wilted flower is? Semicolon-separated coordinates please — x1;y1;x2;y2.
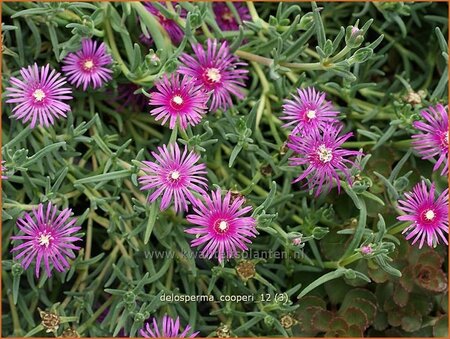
62;39;113;90
143;2;186;45
179;39;248;111
138;143;208;212
281;87;340;134
280;314;297;329
186;189;258;263
213;2;251;31
10;203;82;278
149;74;210;130
5;63;72;128
397;181;448;249
140;314;199;338
38;308;60;333
287;124;361;196
412;104;448;176
236;260;256;281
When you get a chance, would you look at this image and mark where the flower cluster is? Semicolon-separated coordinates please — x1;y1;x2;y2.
282;87;448;249
3;4;448;337
138;142;258;263
5;39;112;128
149;38;248;130
283;87;361;196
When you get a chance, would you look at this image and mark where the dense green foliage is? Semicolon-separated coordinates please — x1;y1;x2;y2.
1;1;448;337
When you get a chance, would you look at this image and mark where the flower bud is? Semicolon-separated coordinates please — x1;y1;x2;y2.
123;291;136;304
299;12;314;30
12;263;23;276
345;25;365;48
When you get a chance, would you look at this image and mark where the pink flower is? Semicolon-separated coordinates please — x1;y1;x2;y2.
10;203;82;278
149;74;210;130
412;104;448;176
179;39;248;111
281;87;340;134
143;3;185;45
138;143;208;212
288;124;362;196
185;189;258;263
62;39;113;90
292;237;302;246
5;63;72;128
213;2;251;31
360;245;373;255
140;315;198;338
397;181;448;249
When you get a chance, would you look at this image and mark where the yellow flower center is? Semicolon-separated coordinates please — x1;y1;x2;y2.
172;95;184;106
424;209;435;221
306;109;316;119
317;144;333;163
170;170;181;180
83;59;94;71
222;12;234;22
218;220;229;232
32;89;46;102
38;232;53;247
205;68;222;83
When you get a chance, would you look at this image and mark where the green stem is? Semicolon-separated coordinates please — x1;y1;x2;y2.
77;297;114;335
339;253;362;267
388;222;409;235
236;50;326;71
331;45;352;62
103;19;130;76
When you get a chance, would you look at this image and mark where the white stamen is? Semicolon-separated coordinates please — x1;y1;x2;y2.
170;170;180;180
306;110;316;119
425;209;435;221
172;95;184;105
205;68;222;83
38;233;52;247
218;221;228;232
32;89;46;102
317;144;333;163
84;59;94;70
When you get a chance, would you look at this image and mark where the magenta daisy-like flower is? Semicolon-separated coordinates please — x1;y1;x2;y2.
397;181;448;248
144;3;185;45
213;2;251;31
179;39;248;111
140;315;199;338
138;143;208;212
281;87;340;134
411;104;448;176
10;203;82;278
5;63;72;128
62;39;113;90
185;189;258;263
149;74;210;130
288;125;362;196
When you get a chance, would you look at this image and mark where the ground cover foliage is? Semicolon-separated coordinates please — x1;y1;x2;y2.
1;1;449;337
